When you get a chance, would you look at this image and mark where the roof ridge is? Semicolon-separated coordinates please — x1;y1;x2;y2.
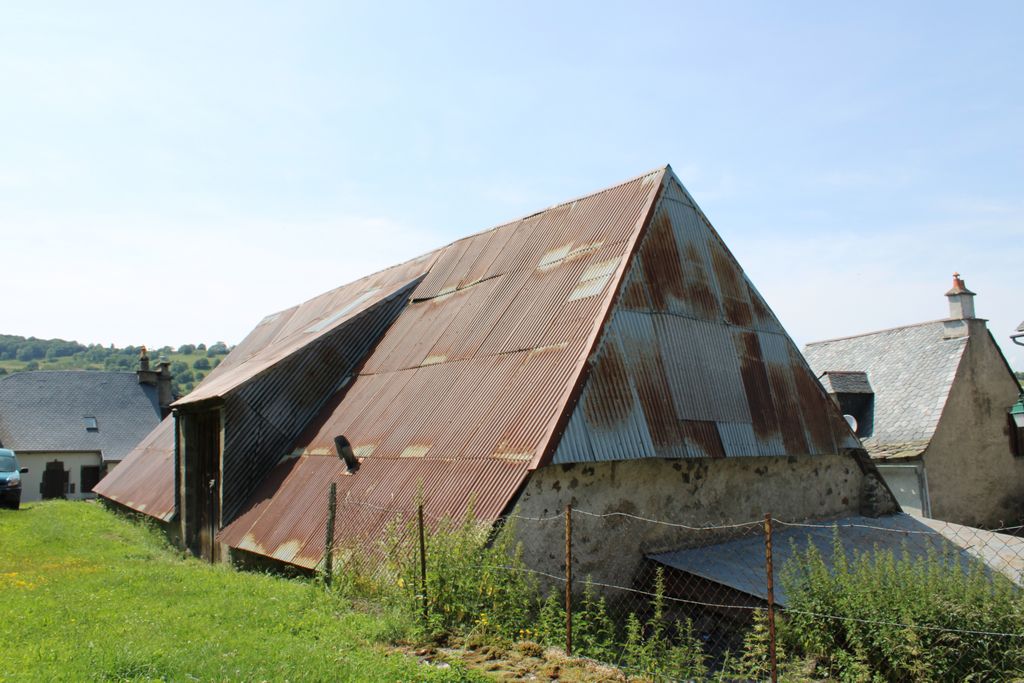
805;319;953;346
257;166;672;325
426;165;671;254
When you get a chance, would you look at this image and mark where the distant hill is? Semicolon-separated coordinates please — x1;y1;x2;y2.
0;334;233;397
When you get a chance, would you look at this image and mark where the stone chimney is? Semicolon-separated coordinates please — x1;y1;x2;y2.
943;273;979;339
137;347;175;418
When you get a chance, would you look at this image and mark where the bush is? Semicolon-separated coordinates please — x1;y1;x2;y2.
192;358;210;370
207;342;229;357
176;344;195;354
780;530;1024;681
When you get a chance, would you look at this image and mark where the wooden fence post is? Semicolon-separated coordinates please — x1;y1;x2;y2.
565;503;573;656
323;482;337;587
764;513;777;683
418;502;428;624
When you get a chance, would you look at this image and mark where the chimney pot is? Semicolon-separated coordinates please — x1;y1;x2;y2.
944;272;976;321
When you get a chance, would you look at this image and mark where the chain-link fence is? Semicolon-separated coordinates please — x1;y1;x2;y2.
317;493;1024;681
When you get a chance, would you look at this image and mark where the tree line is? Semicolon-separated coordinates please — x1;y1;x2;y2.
0;334;232;396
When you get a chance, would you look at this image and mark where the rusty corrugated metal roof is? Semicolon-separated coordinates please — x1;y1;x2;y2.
102;165;863;571
92;416;176;520
177;255;438;406
217;455;528;569
216;169;667;564
98;168;666;539
93;256;436;519
551;175;860;464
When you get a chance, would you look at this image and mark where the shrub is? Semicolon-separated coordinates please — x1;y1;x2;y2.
780;529;1024;681
618;567;707;681
192;358;211;370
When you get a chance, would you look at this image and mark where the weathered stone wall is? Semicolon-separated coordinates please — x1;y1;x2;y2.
511;453;869;588
924;324;1024;528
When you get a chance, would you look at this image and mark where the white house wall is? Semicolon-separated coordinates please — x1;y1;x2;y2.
17;451;103;502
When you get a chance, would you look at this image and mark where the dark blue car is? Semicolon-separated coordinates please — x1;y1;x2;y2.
0;448;28;510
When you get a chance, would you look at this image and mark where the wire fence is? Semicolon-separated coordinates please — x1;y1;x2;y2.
318;495;1024;682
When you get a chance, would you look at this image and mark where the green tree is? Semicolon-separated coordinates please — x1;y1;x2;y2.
177;344;195;354
207;342;229;356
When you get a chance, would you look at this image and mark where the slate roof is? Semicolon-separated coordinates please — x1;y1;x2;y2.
819;371;872;395
804;321;967;459
0;371;162;462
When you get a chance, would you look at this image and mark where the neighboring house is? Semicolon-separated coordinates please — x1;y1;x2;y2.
96;166;896;587
0;354;172;502
804;276;1024;528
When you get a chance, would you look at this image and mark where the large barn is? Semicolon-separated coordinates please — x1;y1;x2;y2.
95;167;896;585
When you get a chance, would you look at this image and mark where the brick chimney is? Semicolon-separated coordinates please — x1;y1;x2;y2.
137;347;175;417
943;273;979;339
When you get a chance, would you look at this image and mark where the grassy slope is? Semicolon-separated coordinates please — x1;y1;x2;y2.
0;501;480;682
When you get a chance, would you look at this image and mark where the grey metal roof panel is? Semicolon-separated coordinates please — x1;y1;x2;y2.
803;321;967;451
0;371;162;462
649;513;1024;606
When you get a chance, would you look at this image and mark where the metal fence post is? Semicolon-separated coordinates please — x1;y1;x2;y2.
565;503;573;656
764;513;777;683
418;502;428;624
323;482;337;587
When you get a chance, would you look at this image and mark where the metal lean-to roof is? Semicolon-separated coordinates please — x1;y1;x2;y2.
93;254;437;517
649;513;1024;606
176;256;438;406
217;169;666;564
93;417;176;520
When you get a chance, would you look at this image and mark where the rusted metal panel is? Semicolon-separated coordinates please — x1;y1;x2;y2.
217;170;667;565
550;171;861;466
217;455;530;570
179;263;431;406
92;416;176;520
219;287;418;523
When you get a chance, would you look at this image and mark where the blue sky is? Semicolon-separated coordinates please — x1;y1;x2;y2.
2;2;1021;368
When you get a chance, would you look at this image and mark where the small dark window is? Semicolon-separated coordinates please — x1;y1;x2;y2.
81;465;101;493
1010;415;1024;458
83;416;98;431
837;393;874;438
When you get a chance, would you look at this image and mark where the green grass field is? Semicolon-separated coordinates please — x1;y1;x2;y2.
0;501;481;682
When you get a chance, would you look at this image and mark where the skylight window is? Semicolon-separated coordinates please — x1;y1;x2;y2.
83;416;98;432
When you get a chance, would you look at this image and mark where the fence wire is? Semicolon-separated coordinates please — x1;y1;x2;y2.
318;498;1024;682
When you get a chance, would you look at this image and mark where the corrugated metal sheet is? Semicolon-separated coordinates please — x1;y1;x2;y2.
217;455;529;570
552;173;859;464
649;513;1024;606
217;169;666;564
93;263;432;520
93;416;176;521
178;258;436;406
217;285;419;523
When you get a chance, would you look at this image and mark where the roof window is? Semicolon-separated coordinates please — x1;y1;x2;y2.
819;371;874;439
83;416;98;432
